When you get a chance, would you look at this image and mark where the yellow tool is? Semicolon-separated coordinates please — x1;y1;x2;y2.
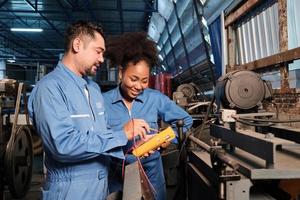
132;127;176;157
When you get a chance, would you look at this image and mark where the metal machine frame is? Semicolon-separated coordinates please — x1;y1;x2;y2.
187;113;300;200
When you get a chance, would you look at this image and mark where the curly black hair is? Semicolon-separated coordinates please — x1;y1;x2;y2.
105;32;158;70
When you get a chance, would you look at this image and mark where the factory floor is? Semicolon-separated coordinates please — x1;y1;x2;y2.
3;155;43;200
3;174;43;200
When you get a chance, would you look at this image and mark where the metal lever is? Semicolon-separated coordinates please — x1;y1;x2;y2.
176;119;185;147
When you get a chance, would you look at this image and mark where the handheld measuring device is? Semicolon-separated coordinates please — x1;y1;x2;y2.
132;126;176;157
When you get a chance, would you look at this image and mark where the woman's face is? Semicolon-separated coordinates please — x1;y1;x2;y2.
120;60;150;101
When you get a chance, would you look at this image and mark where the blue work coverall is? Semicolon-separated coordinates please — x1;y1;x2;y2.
28;62;128;200
103;87;193;200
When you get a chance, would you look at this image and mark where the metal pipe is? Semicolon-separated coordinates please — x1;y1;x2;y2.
189;135;210;151
189;135;239;170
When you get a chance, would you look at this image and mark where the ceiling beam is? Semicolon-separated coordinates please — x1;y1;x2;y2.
24;0;64;38
55;0;73;22
117;0;124;33
0;33;41;58
143;0;156;31
0;48;17;57
62;0;73;8
3;9;59;50
143;0;157;11
0;23;60;60
0;17;142;24
0;8;157;14
83;0;97;22
0;0;9;9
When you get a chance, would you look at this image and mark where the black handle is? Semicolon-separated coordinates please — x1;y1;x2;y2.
176;119;185;146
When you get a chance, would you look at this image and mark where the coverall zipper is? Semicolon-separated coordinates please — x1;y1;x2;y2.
85;86;96;121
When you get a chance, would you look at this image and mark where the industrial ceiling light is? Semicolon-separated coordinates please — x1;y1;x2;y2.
7;56;16;63
7;59;16;63
10;28;43;32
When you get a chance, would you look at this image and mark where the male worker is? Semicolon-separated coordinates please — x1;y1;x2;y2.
28;21;150;200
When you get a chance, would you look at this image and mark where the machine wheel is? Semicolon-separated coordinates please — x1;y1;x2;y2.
5;125;33;198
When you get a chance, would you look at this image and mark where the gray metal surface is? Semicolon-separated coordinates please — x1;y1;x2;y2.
211;124;295;167
210;124;300;179
122;162;142;200
236;2;279;65
237;112;275;118
226;179;252;200
229;146;300;179
187;162;219;200
189;150;297;199
269;125;300;143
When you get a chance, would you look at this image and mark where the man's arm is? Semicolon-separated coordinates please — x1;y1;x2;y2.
28;83;128;163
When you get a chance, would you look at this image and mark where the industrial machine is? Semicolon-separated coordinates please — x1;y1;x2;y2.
214;70;272;112
0;79;33;199
186;70;300;199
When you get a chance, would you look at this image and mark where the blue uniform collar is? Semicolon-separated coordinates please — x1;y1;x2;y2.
57;61;89;87
112;86;145;104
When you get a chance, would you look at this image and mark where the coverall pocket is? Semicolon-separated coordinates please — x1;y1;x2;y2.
107;119;122;130
42;182;62;200
142;113;158;129
108;118;121;127
66;176;108;200
41;189;49;200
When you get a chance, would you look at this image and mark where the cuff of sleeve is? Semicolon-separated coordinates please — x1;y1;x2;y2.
103;147;125;159
102;130;128;159
87;130;128;154
116;130;128;145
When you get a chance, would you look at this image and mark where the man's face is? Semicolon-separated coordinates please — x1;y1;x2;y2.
120;60;150;101
78;32;105;76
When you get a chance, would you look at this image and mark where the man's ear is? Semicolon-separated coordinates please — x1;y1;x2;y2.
118;67;123;81
72;38;81;53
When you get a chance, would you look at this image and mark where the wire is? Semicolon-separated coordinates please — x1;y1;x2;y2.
176;118;214;165
121;118;156;197
175;96;216;165
149;128;159;132
238;116;300;123
235;118;275;127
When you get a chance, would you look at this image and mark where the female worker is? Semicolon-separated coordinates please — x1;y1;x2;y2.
103;32;193;200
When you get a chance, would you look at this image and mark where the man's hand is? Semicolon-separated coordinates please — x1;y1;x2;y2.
161;141;171;148
123;119;150;140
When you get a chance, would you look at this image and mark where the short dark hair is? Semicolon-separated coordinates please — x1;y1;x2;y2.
64;20;105;52
105;32;158;70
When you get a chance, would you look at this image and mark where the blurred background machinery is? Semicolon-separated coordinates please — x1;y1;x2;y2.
0;79;35;199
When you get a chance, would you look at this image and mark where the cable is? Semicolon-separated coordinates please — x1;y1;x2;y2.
238;117;300;123
121;118;156;197
234;118;275;127
175;96;216;165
